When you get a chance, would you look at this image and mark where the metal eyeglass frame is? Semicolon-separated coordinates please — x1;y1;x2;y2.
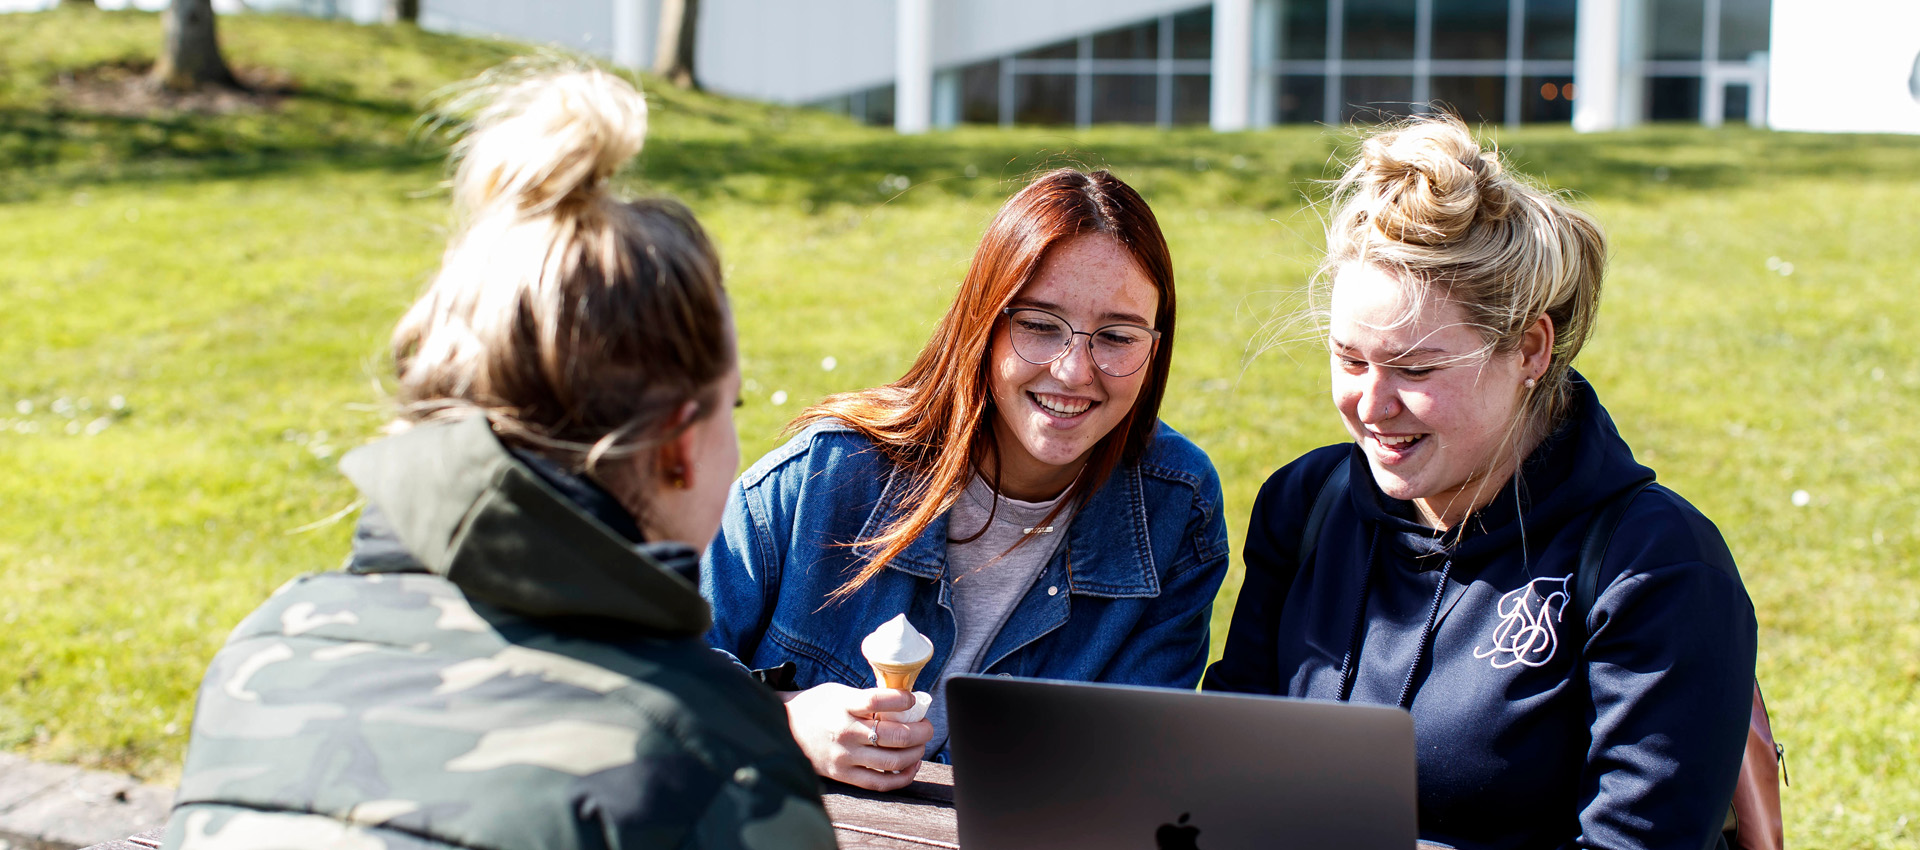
999;307;1162;378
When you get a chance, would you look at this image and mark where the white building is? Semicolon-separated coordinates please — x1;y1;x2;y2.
362;0;1916;134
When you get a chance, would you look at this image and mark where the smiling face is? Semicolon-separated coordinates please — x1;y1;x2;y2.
986;233;1159;501
1328;262;1541;529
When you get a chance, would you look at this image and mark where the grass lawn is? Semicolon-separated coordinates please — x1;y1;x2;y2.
4;7;1919;847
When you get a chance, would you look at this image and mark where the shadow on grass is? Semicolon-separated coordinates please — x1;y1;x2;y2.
8;82;1920;211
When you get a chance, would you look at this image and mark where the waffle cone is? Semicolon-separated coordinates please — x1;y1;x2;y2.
869;659;928;691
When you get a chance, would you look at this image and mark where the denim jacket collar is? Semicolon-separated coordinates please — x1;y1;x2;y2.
856;461;1161;598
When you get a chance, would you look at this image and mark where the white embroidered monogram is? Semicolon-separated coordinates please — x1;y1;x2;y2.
1473;576;1573;670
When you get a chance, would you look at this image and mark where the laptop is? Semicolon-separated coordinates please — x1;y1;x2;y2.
946;675;1417;850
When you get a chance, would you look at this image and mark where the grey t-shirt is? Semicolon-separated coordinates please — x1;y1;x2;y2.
926;475;1071;753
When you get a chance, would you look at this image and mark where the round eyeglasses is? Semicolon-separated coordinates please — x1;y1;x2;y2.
1001;307;1161;378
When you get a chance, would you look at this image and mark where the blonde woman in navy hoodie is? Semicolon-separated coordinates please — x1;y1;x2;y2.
1206;115;1757;850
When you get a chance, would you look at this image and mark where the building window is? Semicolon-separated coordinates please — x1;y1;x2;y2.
1719;0;1772;61
1433;0;1510;61
1172;7;1213;60
960;60;1000;124
1278;74;1327;124
1524;0;1578;60
1343;76;1415;122
1651;0;1708;60
1173;74;1212;124
1647;76;1703;120
1431;75;1508;123
1014;74;1077;124
1284;0;1329;60
1344;0;1418;60
1523;75;1575;122
1094;19;1160;59
1093;75;1159;123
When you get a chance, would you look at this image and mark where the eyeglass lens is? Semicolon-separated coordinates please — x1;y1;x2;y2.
1005;309;1155;378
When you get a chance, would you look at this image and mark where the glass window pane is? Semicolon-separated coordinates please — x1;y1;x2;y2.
1094;19;1161;59
960;60;999;124
1344;0;1417;60
1278;74;1326;123
1018;39;1078;61
1013;74;1076;124
1432;0;1508;60
1093;75;1158;123
1650;0;1705;60
1283;0;1329;60
1343;76;1415;121
1174;8;1214;59
860;84;896;127
1524;0;1577;60
1521;75;1573;122
1173;74;1212;123
1430;75;1507;123
1646;75;1701;120
1724;83;1751;121
1719;0;1771;61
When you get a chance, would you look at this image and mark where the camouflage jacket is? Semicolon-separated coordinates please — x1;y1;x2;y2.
164;416;837;850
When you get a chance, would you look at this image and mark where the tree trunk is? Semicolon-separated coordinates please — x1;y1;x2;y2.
653;0;700;90
151;0;237;92
384;0;420;24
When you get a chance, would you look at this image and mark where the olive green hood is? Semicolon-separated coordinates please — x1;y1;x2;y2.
338;415;711;637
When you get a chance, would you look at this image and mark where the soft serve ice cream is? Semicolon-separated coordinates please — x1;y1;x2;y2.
862;614;935;723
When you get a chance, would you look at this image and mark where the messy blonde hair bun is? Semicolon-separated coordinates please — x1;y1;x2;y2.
449;63;649;218
1321;114;1606;432
392;61;731;497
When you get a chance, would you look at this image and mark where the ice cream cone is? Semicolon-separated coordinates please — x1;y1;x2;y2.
862;613;934;692
869;658;928;691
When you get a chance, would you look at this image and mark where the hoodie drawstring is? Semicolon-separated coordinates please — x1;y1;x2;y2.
1335;526;1456;711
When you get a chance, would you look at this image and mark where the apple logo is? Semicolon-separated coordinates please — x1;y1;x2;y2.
1155;812;1202;850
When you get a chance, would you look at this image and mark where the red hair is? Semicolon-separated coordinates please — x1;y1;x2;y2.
795;168;1176;602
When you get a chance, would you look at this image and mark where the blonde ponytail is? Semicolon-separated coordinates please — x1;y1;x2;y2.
391;61;731;496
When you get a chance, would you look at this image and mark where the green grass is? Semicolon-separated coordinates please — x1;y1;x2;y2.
4;7;1919;846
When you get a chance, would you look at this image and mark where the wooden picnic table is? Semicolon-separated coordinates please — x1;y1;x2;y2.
83;762;960;850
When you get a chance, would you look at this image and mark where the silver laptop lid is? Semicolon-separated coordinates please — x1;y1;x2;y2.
947;675;1416;850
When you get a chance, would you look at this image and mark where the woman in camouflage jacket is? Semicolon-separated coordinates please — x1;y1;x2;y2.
164;64;835;850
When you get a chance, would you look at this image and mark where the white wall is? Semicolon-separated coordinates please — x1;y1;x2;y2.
420;0;640;64
697;0;1208;104
1767;0;1920;133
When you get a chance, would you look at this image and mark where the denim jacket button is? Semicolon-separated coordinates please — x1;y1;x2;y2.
1047;585;1059;596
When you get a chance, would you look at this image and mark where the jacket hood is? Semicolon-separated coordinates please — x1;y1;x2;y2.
338;415;712;637
1349;372;1657;565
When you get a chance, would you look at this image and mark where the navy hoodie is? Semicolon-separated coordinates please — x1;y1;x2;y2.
1206;376;1757;850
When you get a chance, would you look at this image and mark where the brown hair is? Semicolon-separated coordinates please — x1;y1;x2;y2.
1317;114;1607;436
798;168;1176;601
391;63;733;508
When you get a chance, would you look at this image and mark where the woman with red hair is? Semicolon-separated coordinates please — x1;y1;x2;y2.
702;168;1229;790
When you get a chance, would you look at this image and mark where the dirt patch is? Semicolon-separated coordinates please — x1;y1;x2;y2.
51;60;296;118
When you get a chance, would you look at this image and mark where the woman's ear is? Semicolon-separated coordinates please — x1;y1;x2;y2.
1520;314;1555;381
655;400;704;490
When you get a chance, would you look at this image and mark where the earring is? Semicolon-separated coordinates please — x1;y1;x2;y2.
1524;377;1537;389
669;466;688;490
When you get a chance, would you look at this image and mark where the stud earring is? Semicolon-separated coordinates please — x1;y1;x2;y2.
669;466;688;490
1524;377;1537;389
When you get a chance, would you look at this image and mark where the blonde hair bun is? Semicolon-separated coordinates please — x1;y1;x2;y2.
449;65;648;218
1358;119;1511;247
1319;113;1608;435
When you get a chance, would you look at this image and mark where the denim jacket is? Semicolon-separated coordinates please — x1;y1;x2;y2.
701;420;1229;760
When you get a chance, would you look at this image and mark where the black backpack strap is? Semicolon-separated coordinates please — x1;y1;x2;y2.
1297;459;1352;569
1570;478;1656;645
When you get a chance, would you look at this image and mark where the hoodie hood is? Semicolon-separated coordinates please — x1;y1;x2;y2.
338;415;711;637
1349;372;1657;566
